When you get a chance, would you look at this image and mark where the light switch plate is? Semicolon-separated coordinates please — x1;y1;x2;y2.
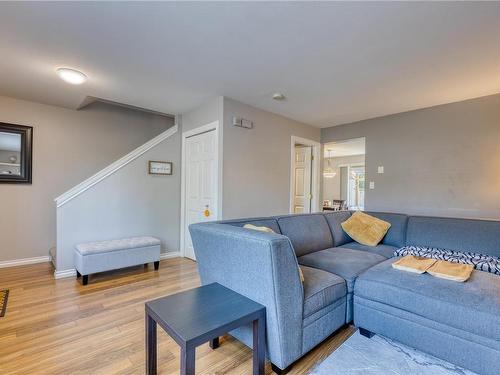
378;166;384;174
232;117;242;126
369;181;375;189
241;119;253;129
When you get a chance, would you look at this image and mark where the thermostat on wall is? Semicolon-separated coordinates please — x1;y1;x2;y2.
232;117;253;129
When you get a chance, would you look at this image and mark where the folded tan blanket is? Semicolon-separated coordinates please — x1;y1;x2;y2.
392;255;436;274
427;260;474;282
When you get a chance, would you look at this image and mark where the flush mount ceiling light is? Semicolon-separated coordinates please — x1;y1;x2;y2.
272;93;285;101
56;68;87;85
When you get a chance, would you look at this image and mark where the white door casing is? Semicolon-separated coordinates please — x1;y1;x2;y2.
293;146;312;213
181;122;221;260
289;136;321;213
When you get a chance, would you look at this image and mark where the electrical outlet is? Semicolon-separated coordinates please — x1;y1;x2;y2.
378;166;384;174
369;181;375;189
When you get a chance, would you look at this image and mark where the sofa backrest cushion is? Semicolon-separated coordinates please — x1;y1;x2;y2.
406;216;500;258
365;212;409;247
277;214;333;256
218;217;281;234
324;211;353;246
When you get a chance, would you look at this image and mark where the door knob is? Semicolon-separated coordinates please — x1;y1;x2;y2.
204;205;210;217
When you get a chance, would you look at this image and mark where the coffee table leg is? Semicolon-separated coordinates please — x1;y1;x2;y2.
146;313;157;375
209;337;219;349
180;346;195;375
253;314;266;375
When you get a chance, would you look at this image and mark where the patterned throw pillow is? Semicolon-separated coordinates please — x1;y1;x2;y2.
394;246;500;276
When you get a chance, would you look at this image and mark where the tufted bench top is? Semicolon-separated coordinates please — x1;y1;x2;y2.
75;236;161;255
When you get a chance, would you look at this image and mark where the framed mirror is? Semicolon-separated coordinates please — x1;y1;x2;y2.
0;122;33;184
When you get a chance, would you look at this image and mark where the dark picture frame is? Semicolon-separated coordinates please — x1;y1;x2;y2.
0;122;33;184
148;161;172;175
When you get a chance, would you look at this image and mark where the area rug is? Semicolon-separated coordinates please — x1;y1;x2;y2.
0;289;9;317
310;330;477;375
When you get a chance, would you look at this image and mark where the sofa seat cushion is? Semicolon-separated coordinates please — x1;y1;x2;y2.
75;236;160;255
301;266;346;319
355;258;500;341
338;242;397;259
298;248;386;292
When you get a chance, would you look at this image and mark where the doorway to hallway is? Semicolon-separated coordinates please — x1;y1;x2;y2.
323;137;366;211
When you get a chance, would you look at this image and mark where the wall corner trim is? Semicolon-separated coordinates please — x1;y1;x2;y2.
54;268;77;279
54;125;178;207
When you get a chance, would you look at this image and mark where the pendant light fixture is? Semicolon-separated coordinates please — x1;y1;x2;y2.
323;149;336;178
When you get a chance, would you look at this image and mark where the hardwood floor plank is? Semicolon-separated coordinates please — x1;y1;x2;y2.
0;259;353;374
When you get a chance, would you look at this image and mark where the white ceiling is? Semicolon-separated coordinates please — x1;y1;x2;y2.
1;2;500;127
324;138;365;158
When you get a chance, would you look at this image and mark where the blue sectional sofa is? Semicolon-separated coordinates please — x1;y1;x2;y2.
189;212;500;375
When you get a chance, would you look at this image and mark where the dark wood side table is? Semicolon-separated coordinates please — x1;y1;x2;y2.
145;282;266;375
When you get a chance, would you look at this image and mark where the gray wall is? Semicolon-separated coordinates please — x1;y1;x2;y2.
223;97;321;218
321;93;500;219
180;96;223;133
0;95;173;263
56;130;181;271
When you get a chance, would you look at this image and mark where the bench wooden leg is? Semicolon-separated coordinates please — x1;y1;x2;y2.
154;261;159;270
82;275;88;285
359;327;375;338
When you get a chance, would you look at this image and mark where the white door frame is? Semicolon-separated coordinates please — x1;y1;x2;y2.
290;136;321;213
180;121;223;258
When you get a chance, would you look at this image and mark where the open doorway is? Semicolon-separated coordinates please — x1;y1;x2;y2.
290;136;321;214
322;137;366;211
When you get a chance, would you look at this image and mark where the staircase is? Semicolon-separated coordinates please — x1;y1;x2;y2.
53;125;180;278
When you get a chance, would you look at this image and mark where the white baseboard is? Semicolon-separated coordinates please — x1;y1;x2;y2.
0;255;51;269
53;251;182;279
54;268;77;279
160;251;181;259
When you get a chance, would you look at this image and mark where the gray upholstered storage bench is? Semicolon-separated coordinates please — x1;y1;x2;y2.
74;236;161;285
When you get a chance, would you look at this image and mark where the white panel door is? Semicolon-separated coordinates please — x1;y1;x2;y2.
184;129;218;260
293;146;312;213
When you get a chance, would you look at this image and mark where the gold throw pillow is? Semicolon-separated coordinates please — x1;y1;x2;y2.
341;211;391;246
243;224;275;233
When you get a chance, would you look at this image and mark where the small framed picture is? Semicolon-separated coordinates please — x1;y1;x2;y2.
148;161;172;175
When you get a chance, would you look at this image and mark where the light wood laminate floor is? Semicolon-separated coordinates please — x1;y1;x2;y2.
0;258;355;374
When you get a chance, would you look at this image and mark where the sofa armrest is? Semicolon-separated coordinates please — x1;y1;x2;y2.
189;222;304;368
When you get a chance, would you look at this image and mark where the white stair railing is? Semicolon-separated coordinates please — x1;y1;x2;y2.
55;124;178;207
